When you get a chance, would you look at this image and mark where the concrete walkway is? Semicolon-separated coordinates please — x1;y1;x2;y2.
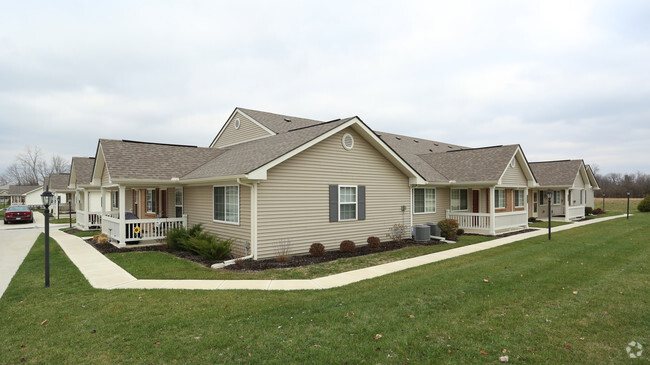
50;215;627;291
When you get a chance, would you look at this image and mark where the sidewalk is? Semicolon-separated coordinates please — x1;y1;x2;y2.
52;215;627;291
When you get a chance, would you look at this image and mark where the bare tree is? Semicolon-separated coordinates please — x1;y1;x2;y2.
49;155;70;174
16;146;47;185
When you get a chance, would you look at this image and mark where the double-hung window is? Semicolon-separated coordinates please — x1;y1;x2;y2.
339;186;357;221
213;185;239;223
413;188;436;213
451;189;468;211
111;190;119;209
146;189;155;213
553;190;562;205
494;189;506;209
175;188;183;217
514;190;525;207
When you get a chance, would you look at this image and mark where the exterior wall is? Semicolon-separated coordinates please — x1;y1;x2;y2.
183;184;251;257
585;187;596;208
100;164;110;186
538;189;566;216
573;172;586;189
256;128;411;260
212;111;272;148
501;162;528;186
25;189;44;206
166;188;176;217
412;187;449;226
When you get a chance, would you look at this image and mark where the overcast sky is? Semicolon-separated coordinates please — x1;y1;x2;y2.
1;0;649;176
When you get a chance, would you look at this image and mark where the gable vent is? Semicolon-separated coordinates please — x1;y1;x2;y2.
342;133;354;150
233;118;241;129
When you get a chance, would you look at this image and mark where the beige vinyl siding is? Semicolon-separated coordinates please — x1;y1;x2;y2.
573;172;586;188
183;184;251;257
212;111;272;148
166;188;175;217
412;187;449;225
256;128;411;260
100;164;110;186
124;190;133;213
500;162;528;186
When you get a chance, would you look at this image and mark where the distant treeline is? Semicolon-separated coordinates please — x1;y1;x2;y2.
594;171;650;198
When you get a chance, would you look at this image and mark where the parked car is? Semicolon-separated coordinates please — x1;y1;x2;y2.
4;205;34;224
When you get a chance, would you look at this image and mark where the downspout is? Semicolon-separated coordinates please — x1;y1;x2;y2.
212;178;257;268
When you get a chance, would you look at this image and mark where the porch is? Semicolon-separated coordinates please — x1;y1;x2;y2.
76;210;102;230
532;189;586;222
446;210;528;234
101;214;187;244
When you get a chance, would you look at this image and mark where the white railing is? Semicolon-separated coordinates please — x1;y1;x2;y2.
494;211;528;230
446;210;491;233
567;205;585;220
102;214;188;244
76;210;103;230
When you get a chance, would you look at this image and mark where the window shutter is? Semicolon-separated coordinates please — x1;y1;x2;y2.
358;185;366;220
329;185;338;222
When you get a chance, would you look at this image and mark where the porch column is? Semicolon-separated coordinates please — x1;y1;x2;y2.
100;187;106;217
489;186;496;235
84;189;89;213
118;185;126;247
524;188;529;228
564;189;570;222
251;182;258;260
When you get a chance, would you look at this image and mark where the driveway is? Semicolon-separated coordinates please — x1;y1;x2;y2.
0;212;47;299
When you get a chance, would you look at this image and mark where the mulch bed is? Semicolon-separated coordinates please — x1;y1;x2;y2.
67;228;538;272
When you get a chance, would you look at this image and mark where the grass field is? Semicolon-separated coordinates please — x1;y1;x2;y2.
1;213;648;363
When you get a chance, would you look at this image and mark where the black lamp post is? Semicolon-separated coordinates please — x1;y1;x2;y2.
627;192;631;220
41;187;54;287
602;193;606;212
547;191;552;240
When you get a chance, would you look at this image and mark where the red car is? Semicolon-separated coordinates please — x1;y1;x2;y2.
4;205;34;224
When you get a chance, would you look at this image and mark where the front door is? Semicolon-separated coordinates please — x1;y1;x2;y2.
161;190;167;218
533;192;538;216
472;190;479;213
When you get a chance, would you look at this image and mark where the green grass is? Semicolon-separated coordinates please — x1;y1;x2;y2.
1;215;648;363
529;220;573;228
50;218;76;224
593;197;642;217
58;229;101;237
106;235;495;280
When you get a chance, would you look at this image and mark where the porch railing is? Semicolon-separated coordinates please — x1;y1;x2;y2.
76;210;102;230
446;210;528;233
567;205;585;220
494;211;528;230
102;215;188;244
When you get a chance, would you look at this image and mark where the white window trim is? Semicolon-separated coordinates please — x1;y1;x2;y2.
338;185;358;221
175;188;183;216
514;189;525;208
553;190;562;205
451;188;468;212
413;187;436;214
111;190;119;209
495;189;506;209
213;185;240;225
146;189;155;213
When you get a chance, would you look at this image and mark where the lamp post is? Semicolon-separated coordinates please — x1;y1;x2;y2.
602;193;606;212
69;199;72;228
627;192;631;220
547;191;552;240
41;187;54;287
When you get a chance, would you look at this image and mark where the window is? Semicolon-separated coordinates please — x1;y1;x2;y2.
413;188;436;213
213;185;239;223
175;188;183;218
494;189;506;209
146;189;156;213
451;189;468;211
339;186;357;220
553;190;562;205
111;190;119;209
514;189;525;207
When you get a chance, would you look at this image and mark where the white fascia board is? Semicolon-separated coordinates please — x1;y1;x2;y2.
91;145;108;185
179;174;251;186
209;108;276;148
496;146;536;186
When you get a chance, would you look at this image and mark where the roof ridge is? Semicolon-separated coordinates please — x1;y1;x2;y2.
120;139;199;148
287;117;352;132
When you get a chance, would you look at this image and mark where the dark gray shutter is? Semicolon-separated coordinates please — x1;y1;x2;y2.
329;185;338;222
358;185;366;220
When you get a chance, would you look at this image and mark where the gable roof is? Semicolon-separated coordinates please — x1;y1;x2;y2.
70;157;96;185
529;160;585;187
47;173;72;191
237;107;326;134
96;140;224;182
7;185;42;196
418;145;533;184
585;165;601;190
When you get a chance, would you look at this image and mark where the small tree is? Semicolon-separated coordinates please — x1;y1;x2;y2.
638;194;650;212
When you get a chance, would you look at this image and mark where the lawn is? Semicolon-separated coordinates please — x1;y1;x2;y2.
1;214;648;363
528;220;572;229
593;197;642;216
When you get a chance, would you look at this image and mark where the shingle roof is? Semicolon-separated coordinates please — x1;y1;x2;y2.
71;157;95;185
184;118;353;180
99;140;224;181
418;145;520;183
47;173;72;191
377;131;467;182
529;160;583;187
7;185;42;195
238;107;326;134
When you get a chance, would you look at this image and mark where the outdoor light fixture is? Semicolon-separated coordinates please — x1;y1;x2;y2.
547;191;552;240
41;187;54;287
602;193;606;212
627;192;631;220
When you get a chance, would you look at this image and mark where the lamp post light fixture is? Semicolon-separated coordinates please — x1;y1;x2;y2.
41;187;54;287
627;192;631;220
547;190;552;240
602;193;606;212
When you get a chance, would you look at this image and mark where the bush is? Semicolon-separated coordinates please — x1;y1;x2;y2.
367;236;380;249
166;223;232;260
386;223;407;242
638;195;650;212
96;233;109;244
457;229;465;236
592;208;604;215
340;240;356;253
528;217;537;223
166;225;191;250
438;219;459;240
309;243;325;257
585;206;593;216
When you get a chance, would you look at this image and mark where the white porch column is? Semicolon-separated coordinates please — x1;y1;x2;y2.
564;189;570;222
100;187;106;217
251;182;258;260
118;185;126;247
524;188;529;228
489;186;496;235
84;189;89;213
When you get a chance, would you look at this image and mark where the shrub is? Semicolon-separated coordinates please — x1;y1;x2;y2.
185;233;233;261
638;195;650;212
528;217;537;223
309;243;325;257
592;208;604;215
166;225;191;250
585;206;593;216
457;228;465;236
92;234;100;242
386;223;407;242
340;240;356;253
275;239;290;262
367;236;380;249
97;233;109;244
438;219;459;240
